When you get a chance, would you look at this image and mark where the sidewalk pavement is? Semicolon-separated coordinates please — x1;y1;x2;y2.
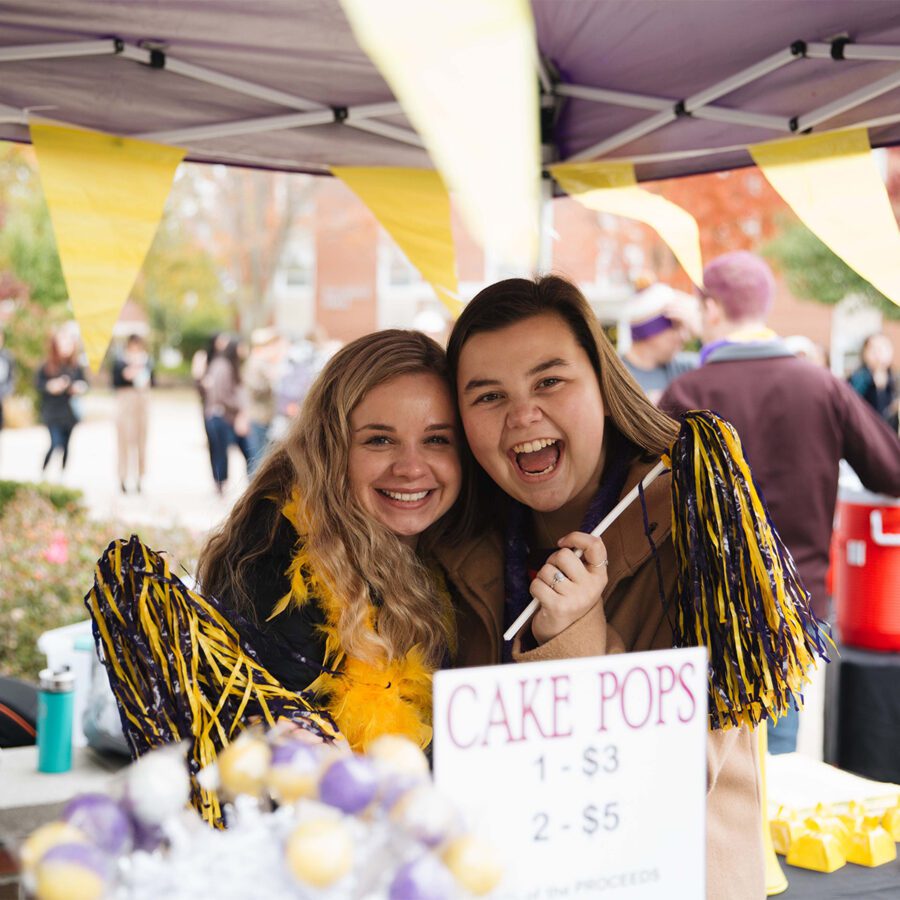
0;389;248;536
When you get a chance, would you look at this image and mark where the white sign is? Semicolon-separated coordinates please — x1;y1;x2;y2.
433;647;708;900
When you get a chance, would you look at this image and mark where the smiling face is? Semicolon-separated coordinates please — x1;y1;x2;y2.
457;312;607;521
347;372;462;546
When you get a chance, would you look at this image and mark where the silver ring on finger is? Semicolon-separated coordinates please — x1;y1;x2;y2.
550;570;567;591
588;559;609;570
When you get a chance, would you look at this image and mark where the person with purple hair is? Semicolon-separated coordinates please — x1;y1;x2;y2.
661;251;900;754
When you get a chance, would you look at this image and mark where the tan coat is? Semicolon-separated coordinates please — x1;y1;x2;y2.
438;456;765;900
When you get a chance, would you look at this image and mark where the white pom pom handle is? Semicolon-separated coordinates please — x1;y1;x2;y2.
502;460;668;642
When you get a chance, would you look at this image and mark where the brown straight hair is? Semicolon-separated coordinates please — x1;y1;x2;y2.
446;275;679;511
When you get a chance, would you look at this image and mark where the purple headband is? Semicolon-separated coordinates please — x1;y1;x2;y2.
630;314;673;342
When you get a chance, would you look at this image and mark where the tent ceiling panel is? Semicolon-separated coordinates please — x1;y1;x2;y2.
1;0;899;181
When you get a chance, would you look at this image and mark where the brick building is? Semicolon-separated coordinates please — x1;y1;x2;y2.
270;151;900;370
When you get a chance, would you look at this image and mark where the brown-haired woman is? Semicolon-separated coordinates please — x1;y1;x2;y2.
197;329;471;751
440;275;764;898
36;325;88;477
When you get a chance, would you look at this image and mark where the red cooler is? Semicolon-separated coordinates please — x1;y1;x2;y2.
833;488;900;651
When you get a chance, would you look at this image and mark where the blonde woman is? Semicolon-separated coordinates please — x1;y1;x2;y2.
197;329;472;750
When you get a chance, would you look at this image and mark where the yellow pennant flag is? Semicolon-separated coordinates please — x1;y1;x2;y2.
551;161;704;286
339;0;540;271
751;129;900;308
30;123;185;370
332;167;462;317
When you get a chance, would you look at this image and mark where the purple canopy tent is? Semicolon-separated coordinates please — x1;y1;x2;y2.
1;0;899;182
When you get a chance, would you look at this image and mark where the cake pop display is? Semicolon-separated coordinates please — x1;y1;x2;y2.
391;784;458;847
62;793;133;855
389;855;457;900
34;842;112;900
284;818;354;888
443;834;504;896
123;744;191;827
20;727;506;898
367;734;430;780
266;739;323;804
19;822;88;891
319;754;378;814
216;732;272;798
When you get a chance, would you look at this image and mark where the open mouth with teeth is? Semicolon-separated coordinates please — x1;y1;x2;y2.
510;438;562;477
376;488;434;505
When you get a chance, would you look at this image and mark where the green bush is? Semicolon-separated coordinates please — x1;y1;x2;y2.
0;479;83;516
0;483;204;681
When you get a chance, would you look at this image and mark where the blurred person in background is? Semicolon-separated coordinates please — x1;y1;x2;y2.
784;334;829;368
0;328;14;457
112;334;154;494
621;282;701;404
849;333;898;432
201;335;251;495
36;325;88;479
243;326;285;473
270;332;327;441
660;251;900;753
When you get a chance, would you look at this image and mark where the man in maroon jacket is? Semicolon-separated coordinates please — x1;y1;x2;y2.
660;251;900;752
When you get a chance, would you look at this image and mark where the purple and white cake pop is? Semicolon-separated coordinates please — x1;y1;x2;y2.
318;755;378;814
391;784;458;847
35;842;112;900
266;739;322;804
62;793;133;855
389;855;457;900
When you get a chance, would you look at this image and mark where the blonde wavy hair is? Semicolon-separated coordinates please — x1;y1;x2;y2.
197;330;473;667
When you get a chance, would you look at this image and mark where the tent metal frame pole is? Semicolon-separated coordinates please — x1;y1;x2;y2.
138;110;336;143
536;54;554;96
558;36;900;165
689;106;791;131
805;42;900;62
564;44;802;161
537;174;555;272
841;44;900;62
556;84;671;112
0;101;26;124
569;109;677;161
117;43;327;113
137;101;411;144
0;39;117;63
682;45;802;112
344;118;424;147
559;84;791;131
796;69;900;132
0;37;417;152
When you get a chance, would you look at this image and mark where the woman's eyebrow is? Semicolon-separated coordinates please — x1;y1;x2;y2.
526;357;569;377
356;423;395;432
425;423;455;432
462;357;569;393
462;377;501;393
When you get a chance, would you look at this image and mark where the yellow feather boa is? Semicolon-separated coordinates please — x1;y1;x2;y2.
268;495;453;752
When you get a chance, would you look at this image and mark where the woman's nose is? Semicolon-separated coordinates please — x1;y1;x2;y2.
392;445;428;478
506;399;542;429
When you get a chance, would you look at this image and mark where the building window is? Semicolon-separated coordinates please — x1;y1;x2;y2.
386;242;420;286
282;232;315;287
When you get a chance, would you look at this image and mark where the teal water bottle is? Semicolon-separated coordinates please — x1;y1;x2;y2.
37;666;75;773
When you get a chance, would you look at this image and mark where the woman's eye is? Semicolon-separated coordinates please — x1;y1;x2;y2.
364;435;392;446
473;391;502;405
537;377;562;389
425;435;452;445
